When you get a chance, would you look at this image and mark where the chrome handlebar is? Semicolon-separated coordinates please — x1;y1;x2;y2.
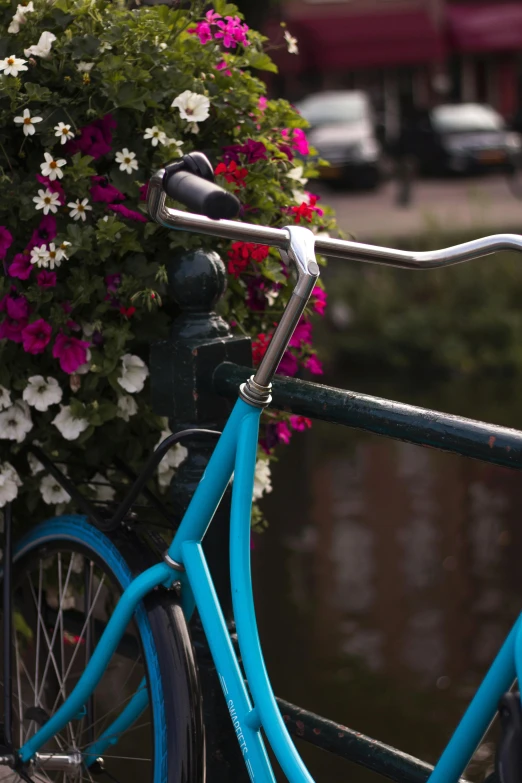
148;168;522;402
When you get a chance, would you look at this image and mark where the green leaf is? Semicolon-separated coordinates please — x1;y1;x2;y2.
246;51;278;73
24;82;53;102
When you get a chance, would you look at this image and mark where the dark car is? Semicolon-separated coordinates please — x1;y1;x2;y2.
295;91;383;189
413;103;522;176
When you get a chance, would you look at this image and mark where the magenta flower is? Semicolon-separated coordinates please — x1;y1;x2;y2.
105;273;121;293
305;355;323;375
311;285;327;315
0;294;30;320
281;128;310;156
277;351;299;377
139;182;149;202
36;175;65;204
223;139;267;164
29;215;57;249
289;320;312;348
8;253;32;280
90;176;125;204
188;21;212;44
0;227;13;260
290;415;312;431
61;301;72;315
205;9;222;23
275;421;292;444
0;317;28;343
258;96;267;112
215;60;232;76
21;318;52;354
65;114;116;160
52;332;89;374
37;270;56;288
215;16;249;48
107;204;147;223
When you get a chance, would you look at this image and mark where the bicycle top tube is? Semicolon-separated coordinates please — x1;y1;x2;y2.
148;167;522;271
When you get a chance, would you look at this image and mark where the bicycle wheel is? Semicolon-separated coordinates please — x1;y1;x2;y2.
1;515;204;783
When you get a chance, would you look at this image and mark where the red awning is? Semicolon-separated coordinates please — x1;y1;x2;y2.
277;8;444;71
447;3;522;53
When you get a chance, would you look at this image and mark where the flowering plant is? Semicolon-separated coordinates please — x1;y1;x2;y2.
0;0;335;529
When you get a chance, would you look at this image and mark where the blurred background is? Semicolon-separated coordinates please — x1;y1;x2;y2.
228;0;522;780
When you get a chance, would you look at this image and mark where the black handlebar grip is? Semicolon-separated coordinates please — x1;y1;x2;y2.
163;169;240;220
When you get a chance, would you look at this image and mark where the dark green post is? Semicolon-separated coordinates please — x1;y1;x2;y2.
150;247;252;782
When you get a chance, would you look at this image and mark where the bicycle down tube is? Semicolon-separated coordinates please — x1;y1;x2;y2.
14;164;522;782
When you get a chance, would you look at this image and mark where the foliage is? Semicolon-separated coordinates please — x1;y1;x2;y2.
0;0;335;527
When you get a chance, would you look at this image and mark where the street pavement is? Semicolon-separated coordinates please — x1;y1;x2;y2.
316;173;522;244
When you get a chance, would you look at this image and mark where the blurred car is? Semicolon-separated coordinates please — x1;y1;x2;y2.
295;90;383;189
413;103;522;175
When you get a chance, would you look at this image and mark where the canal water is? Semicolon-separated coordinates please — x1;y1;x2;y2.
253;371;522;782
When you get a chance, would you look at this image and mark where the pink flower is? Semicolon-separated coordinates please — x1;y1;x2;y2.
282;128;310;156
0;227;13;260
21;318;51;353
222;139;267;164
215;60;232;76
90;176;125;203
29;215;57;249
276;421;292;444
214;16;249;48
0;317;28;343
189;21;212;44
205;9;222;23
65;114;116;160
37;270;56;288
107;204;147;223
277;351;298;377
258;96;267;112
52;332;90;374
289;320;312;348
8;253;32;280
305;355;323;375
36;175;65;204
0;294;30;320
290;415;312;431
139;182;149;202
105;273;121;293
311;285;327;315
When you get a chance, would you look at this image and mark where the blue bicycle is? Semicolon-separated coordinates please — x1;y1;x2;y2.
3;151;522;783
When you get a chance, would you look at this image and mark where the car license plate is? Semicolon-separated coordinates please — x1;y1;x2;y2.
320;164;342;179
478;150;506;163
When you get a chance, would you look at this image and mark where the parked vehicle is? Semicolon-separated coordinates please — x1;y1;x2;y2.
295;90;383;189
413;103;522;176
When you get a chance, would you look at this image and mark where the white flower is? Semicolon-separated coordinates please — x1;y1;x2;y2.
54;122;74;145
164;138;183;156
115;148;138;174
24;31;56;58
143;126;167;147
284;30;299;55
59;240;71;259
171;90;210;123
117;394;138;421
117;354;149;394
52;405;89;441
40;474;71;505
287;164;307;186
29;244;49;268
99;41;113;52
0;463;22;508
253;459;272;500
46;243;65;270
187;122;200;135
0;401;32;444
14;108;42;136
40;152;66;181
0;387;11;411
23;375;62;412
68;198;92;222
8;2;34;34
88;472;115;502
155;430;188;470
27;451;44;475
76;61;94;72
46;582;75;609
0;55;28;76
33;188;60;215
158;466;174;490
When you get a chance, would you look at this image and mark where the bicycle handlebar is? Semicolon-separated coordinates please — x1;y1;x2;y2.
148;169;522;270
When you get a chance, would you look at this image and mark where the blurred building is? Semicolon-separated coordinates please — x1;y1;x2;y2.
266;0;522;138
